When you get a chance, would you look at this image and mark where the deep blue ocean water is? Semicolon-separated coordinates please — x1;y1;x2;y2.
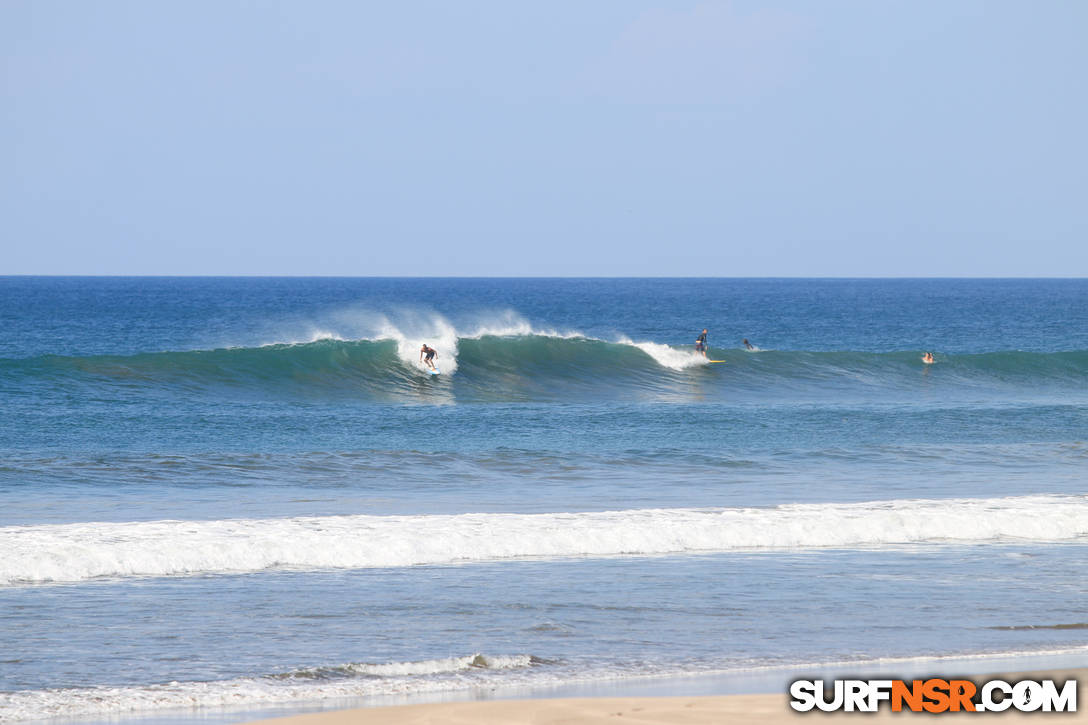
1;277;1086;723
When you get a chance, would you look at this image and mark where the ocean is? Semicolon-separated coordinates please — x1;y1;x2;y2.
1;277;1086;723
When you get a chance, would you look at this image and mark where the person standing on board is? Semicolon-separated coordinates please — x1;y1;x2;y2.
694;328;708;357
420;344;438;370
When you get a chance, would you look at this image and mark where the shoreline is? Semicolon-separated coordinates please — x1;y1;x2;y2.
245;668;1088;724
188;652;1078;725
21;650;1088;725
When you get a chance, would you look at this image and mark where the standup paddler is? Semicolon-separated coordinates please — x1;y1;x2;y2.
694;328;708;357
420;344;438;370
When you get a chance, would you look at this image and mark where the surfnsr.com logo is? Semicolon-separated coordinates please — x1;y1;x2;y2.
789;678;1077;713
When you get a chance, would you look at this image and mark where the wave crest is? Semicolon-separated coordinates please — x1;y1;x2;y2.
3;323;1087;401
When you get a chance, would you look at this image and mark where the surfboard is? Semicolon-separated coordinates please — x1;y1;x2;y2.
707;360;727;363
428;368;441;375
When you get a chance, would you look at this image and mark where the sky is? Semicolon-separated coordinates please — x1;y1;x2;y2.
2;1;1086;276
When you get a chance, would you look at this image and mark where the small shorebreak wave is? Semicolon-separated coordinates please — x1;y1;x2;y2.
7;646;1087;723
0;653;539;723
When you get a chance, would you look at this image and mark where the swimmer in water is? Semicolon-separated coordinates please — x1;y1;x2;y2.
922;352;935;364
743;339;754;350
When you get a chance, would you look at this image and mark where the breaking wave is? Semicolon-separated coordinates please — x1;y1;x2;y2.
3;495;1086;587
0;653;538;723
2;333;1086;402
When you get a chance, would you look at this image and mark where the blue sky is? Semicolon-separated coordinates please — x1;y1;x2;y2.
2;1;1085;276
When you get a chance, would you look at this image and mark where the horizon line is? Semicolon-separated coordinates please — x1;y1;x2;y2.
3;274;1086;280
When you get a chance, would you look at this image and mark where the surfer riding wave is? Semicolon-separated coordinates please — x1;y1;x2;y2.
420;344;438;371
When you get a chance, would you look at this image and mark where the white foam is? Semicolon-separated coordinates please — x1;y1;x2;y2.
264;308;587;376
247;307;721;375
0;654;534;723
3;496;1085;587
342;653;532;677
286;654;532;680
617;337;708;370
374;310;589;375
375;313;463;374
5;646;1087;724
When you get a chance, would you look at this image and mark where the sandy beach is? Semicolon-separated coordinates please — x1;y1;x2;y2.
248;669;1086;724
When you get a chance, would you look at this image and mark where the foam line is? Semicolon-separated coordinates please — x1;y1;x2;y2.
2;496;1085;587
4;646;1087;723
0;653;534;723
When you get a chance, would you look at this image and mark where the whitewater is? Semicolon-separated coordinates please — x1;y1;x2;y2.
4;496;1087;587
